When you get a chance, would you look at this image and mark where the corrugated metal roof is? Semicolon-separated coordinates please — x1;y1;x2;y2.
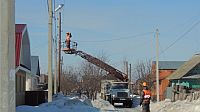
31;56;40;76
167;54;200;80
153;61;185;70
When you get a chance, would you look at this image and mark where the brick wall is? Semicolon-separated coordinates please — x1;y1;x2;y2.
151;63;176;101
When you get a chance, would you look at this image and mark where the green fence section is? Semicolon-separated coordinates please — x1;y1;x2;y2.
172;79;200;89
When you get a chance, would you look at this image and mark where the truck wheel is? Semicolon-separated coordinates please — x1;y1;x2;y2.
108;95;111;103
111;99;114;105
128;102;132;108
125;102;131;108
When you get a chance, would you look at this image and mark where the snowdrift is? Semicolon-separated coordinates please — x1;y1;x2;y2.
16;93;100;112
151;99;200;112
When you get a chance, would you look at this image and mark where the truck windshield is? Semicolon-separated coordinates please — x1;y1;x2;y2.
111;83;128;89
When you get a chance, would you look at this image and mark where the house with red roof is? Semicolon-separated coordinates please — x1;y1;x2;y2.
15;24;42;106
15;24;32;106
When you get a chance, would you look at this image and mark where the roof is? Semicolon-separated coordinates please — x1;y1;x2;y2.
153;61;185;70
15;24;27;67
16;24;31;71
183;74;200;79
31;56;40;76
16;24;26;33
167;54;200;80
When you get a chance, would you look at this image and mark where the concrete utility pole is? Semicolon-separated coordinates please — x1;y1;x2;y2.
53;0;57;95
0;0;15;112
58;12;61;92
156;29;160;102
48;0;53;102
54;35;57;94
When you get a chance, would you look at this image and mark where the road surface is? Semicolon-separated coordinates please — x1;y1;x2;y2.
92;95;142;112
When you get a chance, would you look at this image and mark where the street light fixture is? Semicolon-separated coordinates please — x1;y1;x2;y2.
55;4;64;12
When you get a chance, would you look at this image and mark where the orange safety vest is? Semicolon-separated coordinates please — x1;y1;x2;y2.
143;90;151;104
66;36;71;49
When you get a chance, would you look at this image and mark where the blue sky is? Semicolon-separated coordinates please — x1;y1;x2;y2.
16;0;200;73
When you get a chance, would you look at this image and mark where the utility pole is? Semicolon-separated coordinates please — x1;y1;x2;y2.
60;56;63;91
126;61;128;76
129;64;132;93
124;61;130;89
129;64;131;82
48;0;53;102
0;0;15;111
125;61;129;85
54;33;57;94
58;12;61;92
53;0;57;95
124;60;128;75
156;29;160;102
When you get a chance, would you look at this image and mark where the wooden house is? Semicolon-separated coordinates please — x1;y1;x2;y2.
167;54;200;101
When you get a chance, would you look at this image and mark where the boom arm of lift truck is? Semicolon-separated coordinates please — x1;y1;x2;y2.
75;51;128;82
62;32;128;82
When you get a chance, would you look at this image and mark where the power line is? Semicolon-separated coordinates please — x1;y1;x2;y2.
75;32;154;42
151;19;200;60
160;20;200;55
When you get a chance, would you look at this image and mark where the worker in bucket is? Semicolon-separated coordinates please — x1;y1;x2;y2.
140;82;151;112
66;32;72;49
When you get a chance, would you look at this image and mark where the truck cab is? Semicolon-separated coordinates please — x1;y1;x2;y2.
109;82;133;107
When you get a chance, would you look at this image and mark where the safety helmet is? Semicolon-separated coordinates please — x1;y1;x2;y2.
143;82;147;87
66;32;72;37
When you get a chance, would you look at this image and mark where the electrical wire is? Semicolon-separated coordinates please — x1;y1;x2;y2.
160;20;200;55
150;19;200;60
75;32;154;42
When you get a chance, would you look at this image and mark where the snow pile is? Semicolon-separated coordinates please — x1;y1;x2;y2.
151;99;200;112
92;99;115;111
129;94;200;112
91;93;115;111
16;93;100;112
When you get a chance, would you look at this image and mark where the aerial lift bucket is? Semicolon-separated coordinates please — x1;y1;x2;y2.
62;32;77;54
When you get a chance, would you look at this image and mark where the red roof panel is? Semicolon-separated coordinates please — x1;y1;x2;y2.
15;24;26;33
15;24;26;67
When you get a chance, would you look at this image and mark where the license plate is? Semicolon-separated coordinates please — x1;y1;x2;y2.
120;99;126;100
114;103;123;106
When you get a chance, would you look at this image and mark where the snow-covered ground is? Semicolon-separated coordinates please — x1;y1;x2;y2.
150;99;200;112
16;93;142;112
16;93;99;112
16;93;200;112
92;94;200;112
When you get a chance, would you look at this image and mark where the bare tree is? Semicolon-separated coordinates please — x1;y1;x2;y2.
79;51;109;100
61;66;79;95
133;60;153;95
